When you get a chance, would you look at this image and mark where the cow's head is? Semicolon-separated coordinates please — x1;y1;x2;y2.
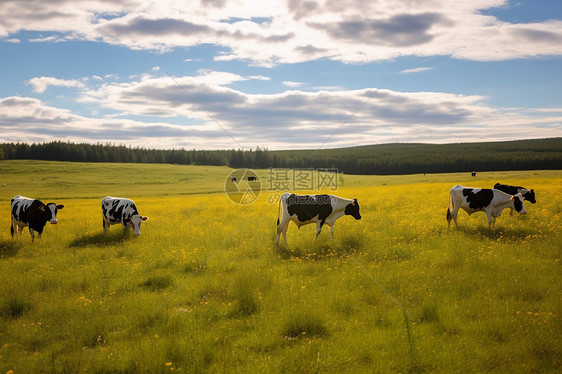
344;198;362;220
511;194;527;215
523;189;536;204
128;215;149;236
39;203;64;224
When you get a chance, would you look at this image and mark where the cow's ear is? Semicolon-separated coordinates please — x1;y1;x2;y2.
510;196;515;201
39;205;46;211
142;216;149;221
352;199;357;206
57;205;64;209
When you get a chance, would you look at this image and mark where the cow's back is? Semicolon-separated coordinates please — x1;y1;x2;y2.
11;195;39;224
494;183;518;195
494;183;536;204
450;185;494;212
286;194;333;223
102;196;138;222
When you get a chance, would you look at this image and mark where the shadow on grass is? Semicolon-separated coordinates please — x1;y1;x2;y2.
274;235;362;261
457;225;534;241
69;230;132;248
0;240;22;258
1;294;34;319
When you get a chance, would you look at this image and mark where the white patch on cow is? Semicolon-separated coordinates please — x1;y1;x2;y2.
47;204;58;224
130;215;149;236
12;195;33;217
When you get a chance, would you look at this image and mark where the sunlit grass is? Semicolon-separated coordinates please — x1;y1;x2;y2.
0;161;560;372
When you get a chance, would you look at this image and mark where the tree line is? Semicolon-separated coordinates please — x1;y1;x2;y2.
1;138;561;175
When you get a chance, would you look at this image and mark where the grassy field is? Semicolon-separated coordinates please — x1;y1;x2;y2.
0;161;560;373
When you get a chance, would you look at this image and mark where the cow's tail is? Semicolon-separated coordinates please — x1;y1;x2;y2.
446;192;453;223
277;195;282;226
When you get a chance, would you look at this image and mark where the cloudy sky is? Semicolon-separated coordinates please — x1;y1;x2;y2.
1;0;561;150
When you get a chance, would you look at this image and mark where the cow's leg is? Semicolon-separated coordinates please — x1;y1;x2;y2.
276;218;289;245
275;225;281;245
14;224;22;240
29;228;35;242
314;222;323;241
329;224;334;239
447;196;455;227
450;207;459;228
486;212;494;229
10;218;18;239
103;220;109;234
282;223;289;245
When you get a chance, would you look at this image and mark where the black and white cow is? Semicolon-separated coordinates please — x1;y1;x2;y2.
11;195;64;242
275;193;361;245
494;183;536;204
102;196;149;236
447;185;526;228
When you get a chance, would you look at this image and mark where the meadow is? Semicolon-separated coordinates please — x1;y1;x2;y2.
0;160;560;373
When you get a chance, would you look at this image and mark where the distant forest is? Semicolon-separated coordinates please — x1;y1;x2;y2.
1;138;561;175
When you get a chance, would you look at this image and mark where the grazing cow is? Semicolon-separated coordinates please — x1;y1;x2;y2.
10;195;64;242
102;196;149;236
471;171;477;177
494;183;536;204
447;185;526;228
248;176;257;181
275;192;361;245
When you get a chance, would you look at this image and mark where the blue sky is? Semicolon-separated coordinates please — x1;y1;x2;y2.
0;0;561;150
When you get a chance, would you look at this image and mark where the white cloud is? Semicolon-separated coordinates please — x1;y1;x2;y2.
195;70;248;85
15;70;556;149
0;0;560;64
283;81;305;87
26;76;85;93
401;67;432;74
29;35;65;43
313;86;345;91
2;90;560;149
1;0;560;151
0;96;228;149
248;75;270;81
